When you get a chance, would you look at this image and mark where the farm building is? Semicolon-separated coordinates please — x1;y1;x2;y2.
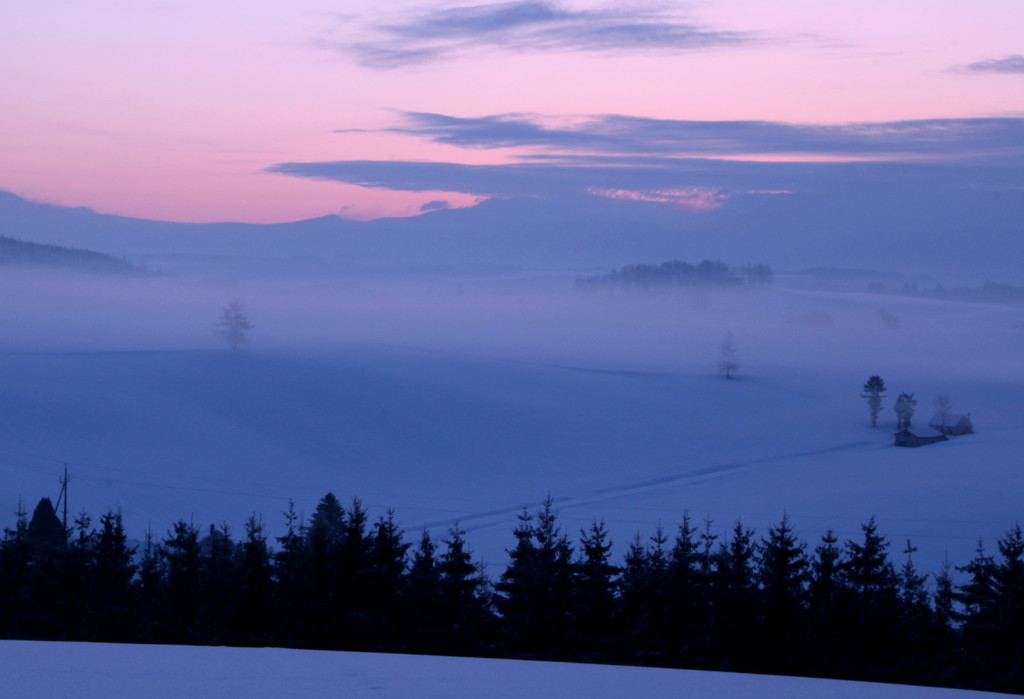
894;428;948;448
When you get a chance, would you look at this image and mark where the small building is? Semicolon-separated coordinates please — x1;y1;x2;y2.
928;413;974;436
894;428;948;448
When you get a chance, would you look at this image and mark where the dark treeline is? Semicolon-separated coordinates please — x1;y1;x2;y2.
576;260;774;290
874;280;1024;307
2;494;1023;694
0;235;146;275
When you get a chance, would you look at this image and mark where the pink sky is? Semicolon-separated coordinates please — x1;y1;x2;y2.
1;0;1021;223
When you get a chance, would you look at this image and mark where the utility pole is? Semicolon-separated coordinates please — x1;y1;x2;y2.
55;463;69;531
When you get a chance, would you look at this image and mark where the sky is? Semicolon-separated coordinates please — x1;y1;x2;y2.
1;0;1023;223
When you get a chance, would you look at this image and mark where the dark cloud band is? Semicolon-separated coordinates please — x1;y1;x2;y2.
965;55;1024;74
336;1;752;68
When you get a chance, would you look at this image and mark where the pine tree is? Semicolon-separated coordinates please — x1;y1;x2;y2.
196;523;235;643
861;376;887;428
893;540;935;684
757;514;810;673
496;498;574;657
88;509;137;641
0;502;31;638
363;509;410;649
708;520;758;671
215;301;253;350
807;529;845;676
226;515;273;646
663;512;708;667
273;500;310;646
571;519;620;662
718;332;741;379
437;523;492;654
985;526;1024;692
841;518;900;679
404;529;441;652
161;520;203;643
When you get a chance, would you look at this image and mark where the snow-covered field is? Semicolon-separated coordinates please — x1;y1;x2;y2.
0;640;1007;698
1;271;1021;577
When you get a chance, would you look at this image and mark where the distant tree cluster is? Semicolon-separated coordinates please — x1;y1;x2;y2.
861;377;973;438
576;260;773;291
2;495;1022;693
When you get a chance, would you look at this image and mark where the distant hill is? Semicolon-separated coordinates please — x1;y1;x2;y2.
0;234;145;275
2;188;1023;283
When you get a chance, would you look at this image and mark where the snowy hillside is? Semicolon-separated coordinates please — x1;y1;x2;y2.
0;640;1008;698
0;271;1020;578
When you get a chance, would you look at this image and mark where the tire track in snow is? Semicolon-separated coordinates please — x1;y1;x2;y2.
430;440;872;536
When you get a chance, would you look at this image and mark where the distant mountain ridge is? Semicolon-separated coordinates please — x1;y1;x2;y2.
1;189;1021;283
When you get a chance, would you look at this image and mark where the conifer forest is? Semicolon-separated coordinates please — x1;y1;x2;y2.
2;494;1022;694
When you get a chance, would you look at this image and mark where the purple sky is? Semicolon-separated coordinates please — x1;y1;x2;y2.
2;1;1022;223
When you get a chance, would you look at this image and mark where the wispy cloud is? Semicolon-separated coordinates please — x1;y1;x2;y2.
333;1;752;68
270;114;1024;207
380;112;1024;161
964;54;1024;74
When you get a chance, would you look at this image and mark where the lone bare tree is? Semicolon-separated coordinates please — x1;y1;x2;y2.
216;301;253;350
718;331;740;380
861;375;887;427
933;393;953;429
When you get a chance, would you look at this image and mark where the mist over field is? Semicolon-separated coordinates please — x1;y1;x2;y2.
1;259;1020;580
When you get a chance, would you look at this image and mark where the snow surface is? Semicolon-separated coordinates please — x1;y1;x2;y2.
0;640;1006;698
1;271;1021;578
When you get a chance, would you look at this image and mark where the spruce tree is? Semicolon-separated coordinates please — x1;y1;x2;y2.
404;529;442;652
757;514;810;673
807;529;845;676
161;520;203;643
226;515;273;646
438;523;492;654
861;376;886;428
496;498;574;658
841;518;900;679
708;520;758;671
571;519;620;662
663;513;708;666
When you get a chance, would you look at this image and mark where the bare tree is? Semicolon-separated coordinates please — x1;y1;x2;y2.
215;301;253;350
718;331;740;380
933;393;953;430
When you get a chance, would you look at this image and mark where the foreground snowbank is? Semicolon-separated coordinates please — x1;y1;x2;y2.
0;641;1004;698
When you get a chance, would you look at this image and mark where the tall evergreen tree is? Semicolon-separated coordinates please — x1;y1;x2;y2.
571;519;620;662
708;520;758;671
806;529;845;677
226;515;273;646
495;498;574;658
437;523;492;654
861;376;887;428
757;514;810;674
840;518;900;679
663;513;708;666
404;529;441;651
87;509;137;641
160;519;203;643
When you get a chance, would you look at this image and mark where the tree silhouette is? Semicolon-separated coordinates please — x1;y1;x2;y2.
718;332;740;379
861;376;887;428
215;301;253;350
